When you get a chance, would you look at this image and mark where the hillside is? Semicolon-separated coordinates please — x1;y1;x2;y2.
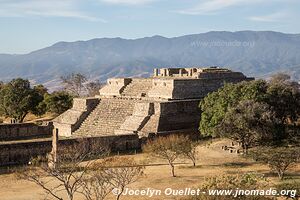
0;31;300;89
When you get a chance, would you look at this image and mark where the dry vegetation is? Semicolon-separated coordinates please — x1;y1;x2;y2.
0;139;299;200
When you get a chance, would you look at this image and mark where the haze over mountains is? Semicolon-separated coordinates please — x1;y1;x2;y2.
0;31;300;90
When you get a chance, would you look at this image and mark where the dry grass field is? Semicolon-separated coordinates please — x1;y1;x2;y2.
0;139;299;200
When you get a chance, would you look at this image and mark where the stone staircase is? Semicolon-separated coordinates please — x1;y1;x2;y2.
115;102;154;136
140;115;160;135
121;79;153;97
73;98;136;136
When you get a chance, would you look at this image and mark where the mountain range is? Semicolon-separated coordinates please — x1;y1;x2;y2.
0;31;300;90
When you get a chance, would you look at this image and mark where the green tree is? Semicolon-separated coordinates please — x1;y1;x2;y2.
0;78;43;122
199;80;267;137
31;85;49;117
217;100;275;153
199;75;300;143
265;75;300;141
33;84;48;96
44;91;73;114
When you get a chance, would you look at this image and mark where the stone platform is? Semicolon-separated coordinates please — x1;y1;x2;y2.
53;67;253;138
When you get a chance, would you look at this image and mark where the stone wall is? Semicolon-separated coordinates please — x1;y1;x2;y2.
0;139;52;166
121;100;201;138
148;77;253;99
0;134;140;167
153;67;249;79
147;79;174;99
0;122;53;141
171;78;249;99
53;98;99;137
155;100;201;132
99;78;131;97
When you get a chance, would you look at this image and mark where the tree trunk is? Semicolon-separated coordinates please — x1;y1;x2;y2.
189;155;196;167
171;164;175;177
277;170;284;180
19;112;28;123
67;192;73;200
191;158;196;167
242;143;248;154
116;187;124;200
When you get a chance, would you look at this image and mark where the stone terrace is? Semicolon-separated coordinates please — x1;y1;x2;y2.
121;78;152;97
54;67;254;138
73;98;137;137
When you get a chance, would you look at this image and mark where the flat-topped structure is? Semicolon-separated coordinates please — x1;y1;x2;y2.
53;67;253;138
99;67;251;100
153;67;247;79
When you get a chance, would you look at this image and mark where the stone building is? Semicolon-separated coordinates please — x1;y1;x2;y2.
53;67;253;139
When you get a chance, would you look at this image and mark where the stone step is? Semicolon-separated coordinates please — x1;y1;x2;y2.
73;98;136;136
121;79;153;97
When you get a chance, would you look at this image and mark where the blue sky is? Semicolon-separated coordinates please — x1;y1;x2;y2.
0;0;299;54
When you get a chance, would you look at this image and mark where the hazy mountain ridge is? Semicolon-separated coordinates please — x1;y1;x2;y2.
0;31;299;90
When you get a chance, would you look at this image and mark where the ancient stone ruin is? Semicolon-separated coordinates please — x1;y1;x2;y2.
53;67;253;139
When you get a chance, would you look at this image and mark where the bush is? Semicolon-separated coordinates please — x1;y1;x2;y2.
276;181;299;199
183;173;270;200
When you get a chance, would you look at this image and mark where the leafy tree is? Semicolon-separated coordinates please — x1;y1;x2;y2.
0;81;4;89
31;101;47;117
61;73;87;97
33;84;48;96
217;100;275;153
265;75;300;141
44;91;73;114
199;80;267;137
199;75;300;144
0;78;43;122
250;147;300;180
143;135;184;177
30;85;49;117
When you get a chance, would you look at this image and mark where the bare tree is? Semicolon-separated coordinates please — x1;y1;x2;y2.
17;140;109;200
61;73;87;97
250;147;300;180
143;135;185;177
177;136;198;167
61;73;103;97
86;80;103;97
79;172;113;200
91;156;144;200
